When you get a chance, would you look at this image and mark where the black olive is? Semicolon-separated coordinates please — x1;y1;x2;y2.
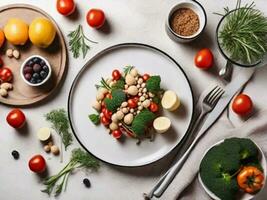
33;73;40;79
40;71;47;79
30;78;37;84
37;79;42;83
27;60;34;67
43;65;49;73
33;57;41;63
11;150;20;160
40;60;46;67
83;178;91;188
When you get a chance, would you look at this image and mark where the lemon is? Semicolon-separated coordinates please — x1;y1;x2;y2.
29;18;56;48
4;18;29;45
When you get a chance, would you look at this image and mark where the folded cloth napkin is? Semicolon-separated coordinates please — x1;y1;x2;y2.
160;109;267;200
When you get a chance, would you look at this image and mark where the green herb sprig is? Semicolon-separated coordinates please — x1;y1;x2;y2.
42;148;100;196
88;114;100;125
45;109;73;162
218;0;267;64
123;66;134;77
68;25;98;59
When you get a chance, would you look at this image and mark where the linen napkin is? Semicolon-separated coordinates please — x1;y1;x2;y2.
160;109;267;200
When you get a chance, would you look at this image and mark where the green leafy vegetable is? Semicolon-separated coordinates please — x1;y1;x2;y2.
88;114;100;125
146;76;161;93
42;148;100;196
218;0;267;64
130;110;156;136
45;109;72;150
68;25;98;59
111;79;125;90
104;89;126;113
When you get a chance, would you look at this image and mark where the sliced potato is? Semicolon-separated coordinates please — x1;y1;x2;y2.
37;127;51;141
161;90;180;111
153;116;171;134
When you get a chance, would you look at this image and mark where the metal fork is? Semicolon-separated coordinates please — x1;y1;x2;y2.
145;85;225;199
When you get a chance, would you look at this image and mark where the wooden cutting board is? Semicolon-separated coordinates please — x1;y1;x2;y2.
0;4;67;106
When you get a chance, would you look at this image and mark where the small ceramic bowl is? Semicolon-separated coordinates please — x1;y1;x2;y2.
166;0;207;43
199;139;267;200
20;55;52;87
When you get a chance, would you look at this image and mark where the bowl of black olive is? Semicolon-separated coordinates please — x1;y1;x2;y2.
20;55;52;87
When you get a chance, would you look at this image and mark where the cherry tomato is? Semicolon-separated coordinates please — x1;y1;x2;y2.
232;94;253;116
237;166;264;194
149;102;159;112
194;48;214;69
101;115;110;126
86;9;105;29
112;69;121;81
143;74;150;81
103;109;112;119
56;0;76;16
128;98;138;108
112;129;122;139
6;109;26;129
28;155;46;173
0;56;3;67
0;67;13;82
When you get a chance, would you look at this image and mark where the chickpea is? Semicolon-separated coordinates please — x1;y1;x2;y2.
124;113;134;125
109;122;118;131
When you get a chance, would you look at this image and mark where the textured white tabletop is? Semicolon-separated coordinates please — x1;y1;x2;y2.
0;0;267;199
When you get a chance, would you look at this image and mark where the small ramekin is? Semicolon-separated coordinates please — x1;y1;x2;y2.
166;0;207;43
20;55;52;87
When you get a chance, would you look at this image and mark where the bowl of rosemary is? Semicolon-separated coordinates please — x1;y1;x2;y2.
216;0;267;68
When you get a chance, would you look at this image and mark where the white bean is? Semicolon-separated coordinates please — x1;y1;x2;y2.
121;102;128;107
125;74;136;85
111;114;118;122
6;49;13;57
140;96;145;102
124;113;134;125
130;68;138;77
127;86;138;96
122;107;129;114
92;101;101;111
142;99;151;108
96;91;105;101
137;78;143;84
141;83;146;88
0;83;13;90
109;122;118;131
13;49;20;59
116;111;124;120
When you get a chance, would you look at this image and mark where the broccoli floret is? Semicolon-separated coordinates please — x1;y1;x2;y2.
200;142;241;200
224;138;258;161
200;138;260;199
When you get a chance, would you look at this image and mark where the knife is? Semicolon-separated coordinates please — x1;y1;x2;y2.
147;67;255;199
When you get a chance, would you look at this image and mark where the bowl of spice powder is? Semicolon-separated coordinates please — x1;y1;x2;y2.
166;0;207;43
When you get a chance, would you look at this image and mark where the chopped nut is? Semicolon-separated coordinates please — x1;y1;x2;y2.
141;83;146;88
6;49;13;57
148;92;155;98
138;105;143;111
0;88;8;97
139;96;145;102
44;145;51;153
142;88;147;93
51;145;60;155
0;83;13;90
13;49;20;59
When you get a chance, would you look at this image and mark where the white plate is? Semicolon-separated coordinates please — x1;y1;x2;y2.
199;139;267;200
68;43;194;167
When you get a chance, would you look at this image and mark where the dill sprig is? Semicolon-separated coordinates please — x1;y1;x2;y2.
42;148;100;196
68;24;98;59
45;109;73;162
218;0;267;64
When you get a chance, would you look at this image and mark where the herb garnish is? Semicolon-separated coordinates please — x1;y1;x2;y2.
45;109;73;162
218;0;267;64
42;148;100;196
130;110;156;136
68;25;98;59
88;114;100;125
123;66;134;77
146;76;161;93
104;89;126;112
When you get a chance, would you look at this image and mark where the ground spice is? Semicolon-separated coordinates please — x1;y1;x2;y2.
170;8;200;36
